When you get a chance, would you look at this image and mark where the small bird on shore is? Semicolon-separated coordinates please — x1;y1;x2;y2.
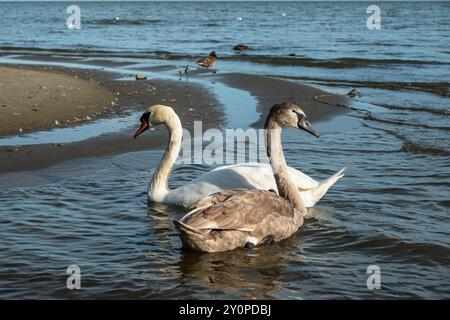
197;51;217;68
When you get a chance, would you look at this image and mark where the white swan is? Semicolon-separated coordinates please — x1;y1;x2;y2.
133;104;344;209
174;103;316;252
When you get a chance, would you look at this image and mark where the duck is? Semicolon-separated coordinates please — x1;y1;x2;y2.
133;104;344;209
197;51;217;68
233;44;249;51
173;102;319;252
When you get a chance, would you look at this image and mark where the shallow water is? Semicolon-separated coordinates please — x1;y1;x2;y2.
0;1;449;299
1;118;449;299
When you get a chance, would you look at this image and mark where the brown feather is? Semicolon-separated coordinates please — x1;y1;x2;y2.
175;189;302;252
193;188;248;208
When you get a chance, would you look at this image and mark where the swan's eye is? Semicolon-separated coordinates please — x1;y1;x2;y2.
292;110;305;119
141;112;151;123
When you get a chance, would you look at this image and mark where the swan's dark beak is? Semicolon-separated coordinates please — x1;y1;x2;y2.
134;120;149;139
298;118;319;138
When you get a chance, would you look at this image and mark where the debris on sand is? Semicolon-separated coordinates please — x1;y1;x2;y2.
135;74;147;80
346;89;360;98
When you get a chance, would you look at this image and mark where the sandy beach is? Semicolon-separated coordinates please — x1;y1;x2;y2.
0;65;116;136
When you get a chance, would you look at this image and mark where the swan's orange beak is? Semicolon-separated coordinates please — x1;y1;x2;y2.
134;120;149;139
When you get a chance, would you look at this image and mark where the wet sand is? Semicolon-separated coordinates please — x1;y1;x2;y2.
0;65;116;136
215;73;349;127
0;61;349;176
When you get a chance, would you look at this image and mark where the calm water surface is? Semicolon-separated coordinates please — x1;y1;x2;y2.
0;1;449;299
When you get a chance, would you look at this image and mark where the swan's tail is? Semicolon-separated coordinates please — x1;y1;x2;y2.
301;168;345;208
173;220;205;237
173;219;208;251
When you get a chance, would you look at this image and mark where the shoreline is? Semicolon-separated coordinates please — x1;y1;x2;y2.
0;59;349;177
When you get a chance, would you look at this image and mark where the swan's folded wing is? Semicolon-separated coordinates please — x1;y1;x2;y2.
193;188;248;208
183;190;295;233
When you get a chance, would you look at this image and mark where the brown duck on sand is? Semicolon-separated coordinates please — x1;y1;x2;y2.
197;51;218;68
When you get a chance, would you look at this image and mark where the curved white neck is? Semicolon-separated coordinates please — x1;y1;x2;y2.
266;121;306;216
148;115;182;201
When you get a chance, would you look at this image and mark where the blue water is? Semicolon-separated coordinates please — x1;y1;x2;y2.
1;1;449;80
0;1;449;299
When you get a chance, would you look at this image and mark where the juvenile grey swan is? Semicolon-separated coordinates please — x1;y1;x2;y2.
173;102;319;253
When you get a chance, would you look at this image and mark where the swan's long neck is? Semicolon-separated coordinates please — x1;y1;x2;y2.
266;120;307;216
148;115;182;201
